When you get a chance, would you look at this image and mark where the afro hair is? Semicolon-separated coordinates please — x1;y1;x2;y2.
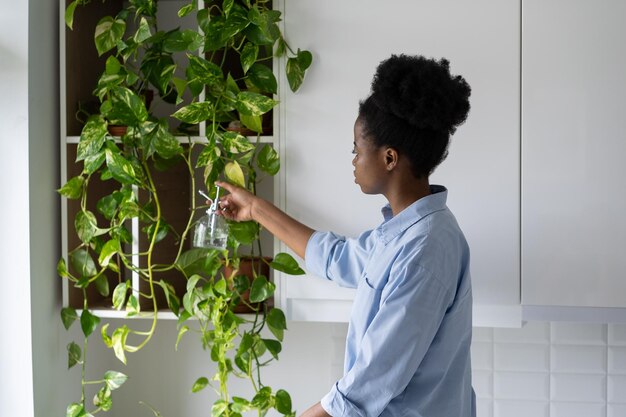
358;54;471;178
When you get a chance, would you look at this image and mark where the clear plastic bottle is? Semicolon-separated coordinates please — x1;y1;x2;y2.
193;187;228;250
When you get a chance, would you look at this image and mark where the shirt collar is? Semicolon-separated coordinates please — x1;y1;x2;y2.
377;185;449;244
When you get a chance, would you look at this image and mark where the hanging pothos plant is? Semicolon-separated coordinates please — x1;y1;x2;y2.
58;1;311;416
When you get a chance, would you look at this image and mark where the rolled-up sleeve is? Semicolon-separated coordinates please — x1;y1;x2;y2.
304;230;376;289
322;264;453;417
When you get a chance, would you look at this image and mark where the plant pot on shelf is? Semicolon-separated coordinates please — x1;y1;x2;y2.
224;256;273;314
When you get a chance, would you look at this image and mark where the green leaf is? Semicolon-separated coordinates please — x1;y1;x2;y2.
98;238;120;267
150;120;184;159
94;275;110;297
224;161;245;187
67;341;81;369
266;308;287;342
77;117;108;161
175;325;189;351
229;221;259;245
172;101;215;124
247;63;277;95
80;309;101;338
237;332;255;356
105;55;121;75
93;386;112;411
61;307;78;330
235;91;277;116
57;258;70;279
65;1;78;29
249;276;275;303
239;114;263;133
83;151;106;175
75;209;106;244
69;249;97;278
231;397;252;414
257;144;280;175
286;50;312;92
240;42;258;74
286;57;305;93
58;176;85;200
163;29;203;53
112;281;129;310
275;389;292;414
101;323;113;348
191;376;209;393
105;149;137;185
112;325;130;364
270;252;305;275
178;3;195;18
94;16;126;56
133;17;152;44
262;338;282;359
141;55;176;96
212;400;229;417
66;403;89;417
176;248;221;277
125;294;140;316
251;386;273;410
104;370;128;390
196;143;221;168
96;194;117;220
104;86;149;125
158;280;180;316
221;131;255;154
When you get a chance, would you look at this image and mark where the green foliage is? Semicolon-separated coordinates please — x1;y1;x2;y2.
61;1;312;416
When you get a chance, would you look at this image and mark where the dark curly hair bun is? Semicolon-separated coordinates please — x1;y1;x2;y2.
370;54;471;135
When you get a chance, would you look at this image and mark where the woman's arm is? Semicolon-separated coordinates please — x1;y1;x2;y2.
216;181;315;259
300;402;332;417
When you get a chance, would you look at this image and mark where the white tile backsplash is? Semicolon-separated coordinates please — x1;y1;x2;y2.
551;322;607;345
551;345;607;374
608;375;626;403
609;403;626;417
473;370;494;399
494;322;550;344
494;400;549;417
473;321;626;416
472;342;494;370
551;373;606;402
609;346;626;374
494;372;549;400
550;402;606;417
495;343;550;372
609;324;626;346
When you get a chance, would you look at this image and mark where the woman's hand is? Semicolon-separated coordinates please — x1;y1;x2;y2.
215;181;315;259
215;181;257;222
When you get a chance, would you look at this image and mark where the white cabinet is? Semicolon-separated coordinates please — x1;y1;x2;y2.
276;0;522;326
522;0;626;307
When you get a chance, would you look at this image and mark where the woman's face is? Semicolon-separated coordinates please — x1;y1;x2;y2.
352;118;389;195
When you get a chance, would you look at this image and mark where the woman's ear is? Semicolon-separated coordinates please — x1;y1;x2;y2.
385;148;398;171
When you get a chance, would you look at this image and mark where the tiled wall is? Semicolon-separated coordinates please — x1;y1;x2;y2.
472;322;626;417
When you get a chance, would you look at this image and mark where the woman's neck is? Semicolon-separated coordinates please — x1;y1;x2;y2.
385;177;431;216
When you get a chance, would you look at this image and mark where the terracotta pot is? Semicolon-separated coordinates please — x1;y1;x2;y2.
107;124;128;137
224;256;273;313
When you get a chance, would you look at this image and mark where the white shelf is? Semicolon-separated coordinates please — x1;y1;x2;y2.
65;135;276;145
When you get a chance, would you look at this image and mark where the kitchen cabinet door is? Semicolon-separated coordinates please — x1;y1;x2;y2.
276;0;522;326
522;0;626;307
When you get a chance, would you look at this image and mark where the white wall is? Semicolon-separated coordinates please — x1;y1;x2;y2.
0;1;71;416
28;0;73;416
0;1;35;416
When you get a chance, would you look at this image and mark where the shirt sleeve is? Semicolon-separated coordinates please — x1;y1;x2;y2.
304;230;376;289
321;263;454;417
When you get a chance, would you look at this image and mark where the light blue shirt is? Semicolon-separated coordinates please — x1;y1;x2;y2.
305;185;475;417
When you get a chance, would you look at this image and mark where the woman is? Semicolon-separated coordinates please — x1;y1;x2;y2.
217;54;475;417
